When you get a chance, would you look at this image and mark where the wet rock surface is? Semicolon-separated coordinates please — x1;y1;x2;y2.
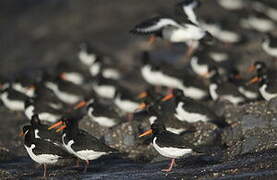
1;0;277;179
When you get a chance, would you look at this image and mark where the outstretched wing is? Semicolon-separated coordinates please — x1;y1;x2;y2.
130;17;180;34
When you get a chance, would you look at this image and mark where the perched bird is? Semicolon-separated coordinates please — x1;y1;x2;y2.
48;116;118;172
209;72;246;105
139;119;200;172
162;89;219;124
20;125;72;177
0;86;29;111
24;98;65;123
262;33;277;59
247;71;277;101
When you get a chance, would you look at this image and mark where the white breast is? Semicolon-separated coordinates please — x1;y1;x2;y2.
153;137;192;159
209;52;228;62
34;129;40;138
88;108;117;127
218;0;244;10
114;96;139;113
165;128;186;135
149;116;158;125
216;30;240;43
25;144;60;164
221;95;245;105
25;105;35;120
209;84;219;101
1;92;25;111
262;40;277;57
238;87;259;100
92;84;116;99
12;83;35;97
164;25;205;42
78;51;97;66
175;102;209;122
89;62;100;76
62;72;84;85
190;57;208;76
102;69;121;79
260;84;277;101
240;17;275;32
38;113;61;123
141;65;159;85
180;86;207;100
45;82;81;104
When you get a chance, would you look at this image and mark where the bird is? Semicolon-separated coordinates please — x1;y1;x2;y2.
92;74;118;99
247;71;277;101
48;115;118;173
161;89;219;124
24;98;65;123
139;118;200;172
190;54;217;79
20;125;72;177
130;15;213;58
209;71;246;105
262;33;277;59
29;114;62;144
0;86;29;111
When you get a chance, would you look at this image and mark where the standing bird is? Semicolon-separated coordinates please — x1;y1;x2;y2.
139;120;200;172
20;125;72;177
48;116;118;172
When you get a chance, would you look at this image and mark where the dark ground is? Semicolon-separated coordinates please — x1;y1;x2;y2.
2;0;277;179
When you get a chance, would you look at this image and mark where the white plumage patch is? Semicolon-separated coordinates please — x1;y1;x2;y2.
34;129;40;138
221;95;245;105
0;92;25;111
92;84;116;99
240;17;275;32
175;102;209;122
262;40;277;57
238;87;258;100
153;137;192;159
62;72;84;85
12;83;35;97
190;57;208;76
136;18;180;33
102;69;121;79
88;107;117;127
166;127;186;135
78;51;97;66
149;116;158;125
259;84;277;101
114;96;139;113
182;3;198;25
25;105;34;120
45;82;81;104
25;144;60;164
217;0;244;10
89;62;101;76
209;52;228;62
38;113;61;123
209;84;219;101
180;86;207;100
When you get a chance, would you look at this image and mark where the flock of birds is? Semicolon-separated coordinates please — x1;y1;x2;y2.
2;0;277;178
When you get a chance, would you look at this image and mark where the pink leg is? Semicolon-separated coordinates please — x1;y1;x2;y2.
43;164;47;178
83;160;89;173
162;159;176;172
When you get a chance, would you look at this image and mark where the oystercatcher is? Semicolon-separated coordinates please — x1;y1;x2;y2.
139;119;199;172
24;98;64;123
209;72;246;105
262;33;277;59
0;86;29;111
247;71;277;101
48;116;118;172
162;89;218;123
20;125;72;177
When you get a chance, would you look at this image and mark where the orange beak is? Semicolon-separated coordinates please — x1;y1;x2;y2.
74;101;87;109
148;35;156;45
137;92;148;99
246;76;261;85
59;72;67;80
56;125;67;132
247;65;256;73
135;103;146;111
139;129;153;137
19;130;24;137
161;93;174;101
48;121;63;130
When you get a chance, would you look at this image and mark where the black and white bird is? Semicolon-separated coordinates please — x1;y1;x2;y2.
262;33;277;59
209;72;246;105
21;125;72;177
0;86;29;111
48;116;118;172
247;71;277;101
162;89;219;123
175;0;201;25
139;119;199;172
24;98;65;123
